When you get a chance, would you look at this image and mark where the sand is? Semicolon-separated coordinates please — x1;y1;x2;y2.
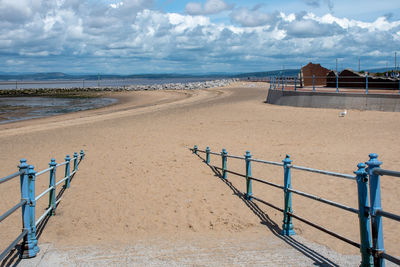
0;82;399;264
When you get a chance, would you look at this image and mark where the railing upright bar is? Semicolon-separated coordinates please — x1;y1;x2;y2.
245;151;252;200
64;155;71;188
73;152;78;171
336;74;339;92
48;158;57;216
366;74;369;95
294;77;297;91
355;163;374;267
206;147;210;164
282;155;295;236
366;153;385;267
312;74;315;92
27;165;39;255
19;159;37;258
221;148;227;179
80;149;85;161
193;145;198;155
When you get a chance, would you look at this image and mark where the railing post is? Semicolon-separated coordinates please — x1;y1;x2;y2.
48;158;57;216
336;74;339;92
221;148;227;179
398;79;399;94
269;77;272;90
73;152;78;171
366;153;385;267
245;151;252;200
366;73;369;95
294;77;297;91
64;155;71;188
193;145;198;154
19;159;37;258
312;74;315;92
206;147;210;164
282;154;295;236
355;163;374;267
80;149;85;160
281;76;284;91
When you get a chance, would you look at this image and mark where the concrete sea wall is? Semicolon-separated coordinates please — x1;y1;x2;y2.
266;89;400;112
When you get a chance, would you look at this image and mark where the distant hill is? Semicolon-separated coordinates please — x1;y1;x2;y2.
235;69;300;78
365;67;399;73
0;72;229;81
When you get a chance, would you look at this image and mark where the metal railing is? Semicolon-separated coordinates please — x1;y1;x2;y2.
267;74;400;94
0;150;85;261
191;145;400;267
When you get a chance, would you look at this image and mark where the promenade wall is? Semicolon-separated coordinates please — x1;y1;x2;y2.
266;89;400;112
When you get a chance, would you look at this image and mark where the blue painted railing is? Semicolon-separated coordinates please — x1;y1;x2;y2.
192;145;400;267
0;150;85;261
268;75;400;94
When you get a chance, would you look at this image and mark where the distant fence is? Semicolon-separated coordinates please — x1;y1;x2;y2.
0;150;85;260
191;145;400;267
267;75;400;94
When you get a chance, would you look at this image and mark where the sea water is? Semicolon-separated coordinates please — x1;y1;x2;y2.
0;97;117;124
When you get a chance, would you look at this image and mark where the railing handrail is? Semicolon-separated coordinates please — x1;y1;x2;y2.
192;145;400;266
0;149;85;261
291;165;356;180
0;170;24;184
194;147;354;180
35;166;53;177
372;168;400;177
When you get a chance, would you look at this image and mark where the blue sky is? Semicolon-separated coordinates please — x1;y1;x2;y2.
1;0;400;74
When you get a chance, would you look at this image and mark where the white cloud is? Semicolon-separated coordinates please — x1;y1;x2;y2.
230;7;278;27
0;0;399;73
185;0;232;15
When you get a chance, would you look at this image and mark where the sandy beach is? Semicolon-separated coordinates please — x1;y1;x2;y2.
1;82;399;265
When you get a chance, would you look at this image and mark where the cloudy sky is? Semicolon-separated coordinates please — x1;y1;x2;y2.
1;0;399;74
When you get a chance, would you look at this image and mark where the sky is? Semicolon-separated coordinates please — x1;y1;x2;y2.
0;0;400;74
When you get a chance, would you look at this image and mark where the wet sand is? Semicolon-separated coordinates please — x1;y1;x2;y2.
0;82;399;264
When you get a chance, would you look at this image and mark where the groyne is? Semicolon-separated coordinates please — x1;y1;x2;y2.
0;79;238;96
266;89;400;112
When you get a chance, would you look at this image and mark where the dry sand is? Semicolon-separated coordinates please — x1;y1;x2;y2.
0;82;399;265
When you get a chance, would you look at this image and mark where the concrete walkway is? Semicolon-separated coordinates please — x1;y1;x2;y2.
15;234;362;267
